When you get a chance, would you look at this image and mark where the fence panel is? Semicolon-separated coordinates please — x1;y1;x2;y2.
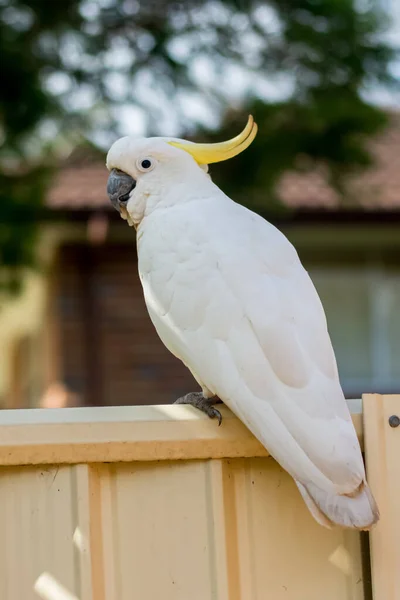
0;399;384;600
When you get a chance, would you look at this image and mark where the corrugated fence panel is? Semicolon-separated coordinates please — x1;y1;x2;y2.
0;465;79;600
232;457;364;600
91;458;364;600
110;461;219;599
1;399;394;600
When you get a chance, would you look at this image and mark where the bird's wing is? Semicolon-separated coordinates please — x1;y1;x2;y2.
139;199;365;497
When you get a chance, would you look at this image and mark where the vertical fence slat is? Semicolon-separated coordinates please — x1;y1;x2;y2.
74;464;106;600
98;466;119;600
206;459;241;600
231;459;257;600
363;394;400;600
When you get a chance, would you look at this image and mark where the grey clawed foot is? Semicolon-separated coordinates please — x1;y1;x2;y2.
174;392;223;425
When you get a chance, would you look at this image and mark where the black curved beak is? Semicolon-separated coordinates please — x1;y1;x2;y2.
107;168;136;213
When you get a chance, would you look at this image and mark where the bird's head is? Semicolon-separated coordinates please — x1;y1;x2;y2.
106;115;257;226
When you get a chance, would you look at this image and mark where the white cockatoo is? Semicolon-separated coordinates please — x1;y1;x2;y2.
106;117;379;530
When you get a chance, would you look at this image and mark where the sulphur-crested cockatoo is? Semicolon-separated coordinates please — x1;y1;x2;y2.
106;116;379;530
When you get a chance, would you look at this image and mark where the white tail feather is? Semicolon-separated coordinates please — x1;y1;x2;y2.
296;481;334;528
295;479;379;530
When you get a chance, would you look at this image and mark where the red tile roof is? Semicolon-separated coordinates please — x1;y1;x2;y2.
46;114;400;211
277;113;400;209
47;163;109;210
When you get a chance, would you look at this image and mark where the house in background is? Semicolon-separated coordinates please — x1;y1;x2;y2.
1;115;399;409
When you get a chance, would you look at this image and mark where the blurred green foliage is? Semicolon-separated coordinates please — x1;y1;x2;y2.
0;0;398;291
209;97;388;210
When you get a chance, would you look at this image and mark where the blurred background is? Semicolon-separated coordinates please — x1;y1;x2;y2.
0;0;399;409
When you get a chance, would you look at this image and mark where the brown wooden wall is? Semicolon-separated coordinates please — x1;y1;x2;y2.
54;243;196;407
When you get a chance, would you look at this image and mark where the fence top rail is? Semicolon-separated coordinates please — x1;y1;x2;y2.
0;400;362;466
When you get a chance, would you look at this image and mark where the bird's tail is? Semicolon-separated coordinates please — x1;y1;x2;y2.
295;479;379;530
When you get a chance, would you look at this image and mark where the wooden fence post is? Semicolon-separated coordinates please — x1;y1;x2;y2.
363;394;400;600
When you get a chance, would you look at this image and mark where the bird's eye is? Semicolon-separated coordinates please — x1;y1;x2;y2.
137;157;155;172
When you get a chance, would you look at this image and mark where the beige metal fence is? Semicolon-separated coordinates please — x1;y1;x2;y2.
0;394;398;600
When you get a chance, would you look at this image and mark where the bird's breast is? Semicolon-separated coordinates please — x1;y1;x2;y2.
137;211;215;325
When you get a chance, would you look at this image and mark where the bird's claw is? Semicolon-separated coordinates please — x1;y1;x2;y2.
174;392;223;425
204;405;222;426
